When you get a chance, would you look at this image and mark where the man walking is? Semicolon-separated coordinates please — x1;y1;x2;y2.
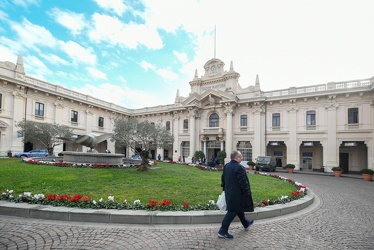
218;150;254;239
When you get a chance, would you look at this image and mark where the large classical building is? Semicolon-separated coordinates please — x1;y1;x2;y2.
1;55;373;173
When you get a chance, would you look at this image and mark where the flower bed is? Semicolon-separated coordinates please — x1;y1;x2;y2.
0;160;307;211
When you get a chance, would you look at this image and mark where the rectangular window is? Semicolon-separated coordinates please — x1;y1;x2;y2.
166;121;170;130
306;110;316;125
98;117;104;127
183;119;188;129
0;93;2;109
35;102;44;116
348;108;358;124
71;110;78;123
240;115;247;127
272;113;280;127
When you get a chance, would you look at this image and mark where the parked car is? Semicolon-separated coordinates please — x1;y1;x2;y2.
130;154;142;160
14;148;49;158
255;156;277;172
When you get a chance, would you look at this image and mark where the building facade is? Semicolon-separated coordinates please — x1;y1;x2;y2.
1;56;373;173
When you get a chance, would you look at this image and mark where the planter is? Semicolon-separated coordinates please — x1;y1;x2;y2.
287;168;294;173
248;165;254;170
7;152;12;157
362;174;373;181
333;171;343;177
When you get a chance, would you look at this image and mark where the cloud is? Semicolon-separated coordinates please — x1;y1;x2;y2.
10;18;58;50
93;0;128;16
88;13;163;49
140;60;155;71
118;75;127;83
13;0;39;8
156;68;179;81
0;44;18;62
72;83;171;109
23;55;52;79
59;40;97;65
173;50;188;63
48;8;87;35
0;36;23;56
40;53;69;66
86;67;107;80
0;10;8;21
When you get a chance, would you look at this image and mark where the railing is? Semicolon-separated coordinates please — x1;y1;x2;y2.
200;127;223;134
264;78;372;98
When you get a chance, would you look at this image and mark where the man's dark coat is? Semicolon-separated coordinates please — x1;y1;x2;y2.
221;160;254;212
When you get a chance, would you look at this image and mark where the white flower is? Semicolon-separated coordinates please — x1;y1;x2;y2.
280;195;288;200
300;188;305;192
33;194;45;200
23;192;32;197
108;196;114;202
99;198;103;202
208;200;215;205
133;199;140;205
123;199;127;204
93;200;97;205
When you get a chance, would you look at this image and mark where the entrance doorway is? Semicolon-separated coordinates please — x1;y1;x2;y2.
302;152;313;171
339;153;349;173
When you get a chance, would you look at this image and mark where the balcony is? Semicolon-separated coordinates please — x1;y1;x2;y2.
200;127;224;135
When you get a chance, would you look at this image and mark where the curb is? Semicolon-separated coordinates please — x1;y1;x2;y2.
0;190;314;225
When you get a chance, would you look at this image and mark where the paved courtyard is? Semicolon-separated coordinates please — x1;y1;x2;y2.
0;173;373;249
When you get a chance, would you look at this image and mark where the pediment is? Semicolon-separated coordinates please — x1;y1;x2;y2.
181;89;237;107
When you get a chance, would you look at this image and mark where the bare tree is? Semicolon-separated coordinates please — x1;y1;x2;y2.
112;118;174;171
16;120;73;156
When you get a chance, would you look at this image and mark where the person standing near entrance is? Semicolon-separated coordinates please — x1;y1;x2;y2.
218;150;254;239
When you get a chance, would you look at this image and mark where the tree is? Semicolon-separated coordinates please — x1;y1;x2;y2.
16;120;73;156
194;150;205;163
112;118;174;171
217;150;226;165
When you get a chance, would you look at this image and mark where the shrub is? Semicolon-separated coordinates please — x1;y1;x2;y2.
331;167;343;171
360;168;374;175
285;164;295;169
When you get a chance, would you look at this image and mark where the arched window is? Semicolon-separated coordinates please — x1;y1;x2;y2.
209;113;219;127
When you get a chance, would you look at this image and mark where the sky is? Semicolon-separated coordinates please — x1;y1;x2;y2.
0;0;373;109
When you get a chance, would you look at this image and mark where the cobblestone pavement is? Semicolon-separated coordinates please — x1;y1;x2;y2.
0;173;373;249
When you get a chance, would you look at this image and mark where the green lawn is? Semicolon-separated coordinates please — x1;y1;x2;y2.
0;158;298;205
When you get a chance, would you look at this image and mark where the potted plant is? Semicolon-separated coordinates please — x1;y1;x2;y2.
285;164;295;173
360;168;374;181
217;150;226;166
331;166;343;177
247;161;255;170
7;150;12;157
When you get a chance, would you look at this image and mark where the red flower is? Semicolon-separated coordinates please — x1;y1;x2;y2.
147;199;158;208
262;199;269;206
82;196;91;202
71;194;83;202
46;193;57;200
161;199;172;206
183;201;190;208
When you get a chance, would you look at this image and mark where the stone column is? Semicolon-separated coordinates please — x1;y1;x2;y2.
12;87;27;151
252;103;265;159
172;112;180;161
203;140;207;160
53;97;65;155
224;105;234;163
324;103;339;171
365;140;374;169
286;106;299;169
188;109;196;162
